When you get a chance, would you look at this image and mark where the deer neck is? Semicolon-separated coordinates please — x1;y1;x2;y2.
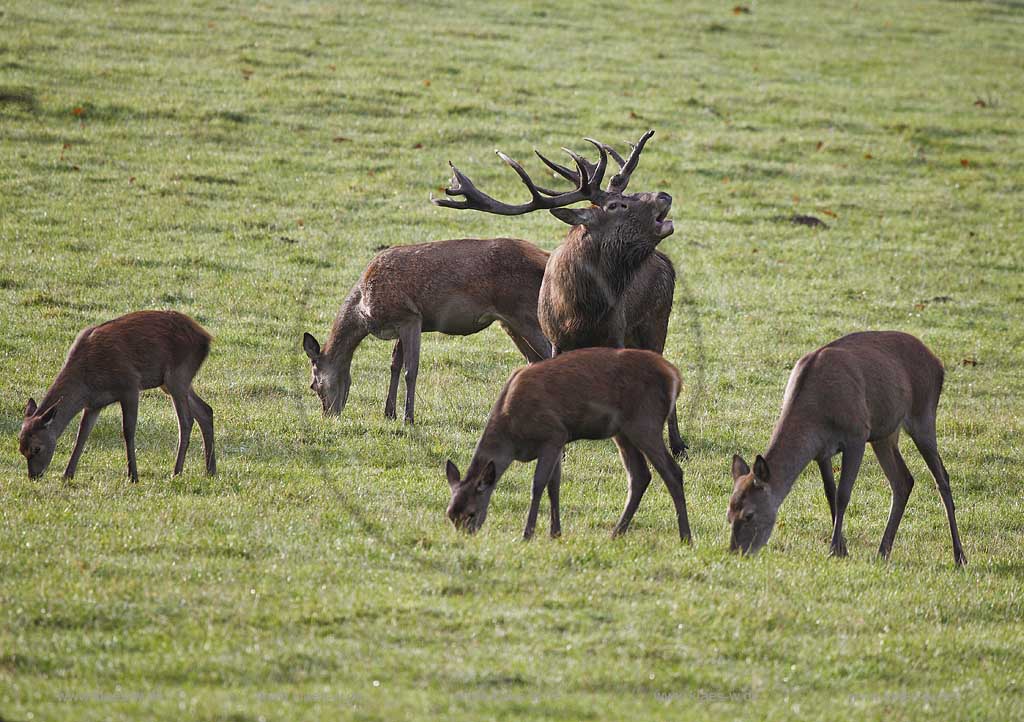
468;422;515;482
762;414;823;506
36;372;88;438
322;289;369;380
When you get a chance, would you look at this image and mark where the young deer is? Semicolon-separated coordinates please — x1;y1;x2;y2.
433;130;687;457
728;331;966;566
19;310;216;482
302;237;552;423
445;348;691;541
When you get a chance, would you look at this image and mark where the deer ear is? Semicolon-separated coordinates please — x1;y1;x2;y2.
549;207;595;227
753;455;770;485
302;332;321;361
25;398;37;418
479;460;497;490
38;399;61;427
445;460;461;489
731;454;750;481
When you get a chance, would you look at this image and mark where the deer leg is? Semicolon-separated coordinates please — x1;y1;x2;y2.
169;391;194;477
830;441;865;558
501;321;551;363
633;435;692;542
816;458;837;525
64;408;101;480
908;420;967;566
871;432;914;561
398;321;422;424
611;435;653;537
548;455;562;538
666;406;688;459
384;340;403;420
188;389;216;475
120;393;140;483
523;446;562;540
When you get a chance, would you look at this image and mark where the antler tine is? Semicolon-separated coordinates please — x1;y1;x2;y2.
497;150;554;203
534;139;607;196
430;147;601;216
608;129;655;193
601;143;627;168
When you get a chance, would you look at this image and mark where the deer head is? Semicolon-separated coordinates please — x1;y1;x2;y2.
727;454;779;555
303;333;351;416
19;397;61;479
432;130;673;244
445;459;497;534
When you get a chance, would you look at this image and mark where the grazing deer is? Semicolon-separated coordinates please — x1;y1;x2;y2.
445;347;691;541
728;331;966;566
433;130;687;457
19;310;215;482
302;237;552;422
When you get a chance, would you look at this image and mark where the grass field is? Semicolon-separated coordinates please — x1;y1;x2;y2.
2;1;1023;720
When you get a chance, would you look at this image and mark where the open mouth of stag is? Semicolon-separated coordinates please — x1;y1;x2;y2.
655;205;674;239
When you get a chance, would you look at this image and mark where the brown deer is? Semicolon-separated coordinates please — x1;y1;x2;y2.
728;331;966;566
433;130;687;457
302;237;552;422
445;347;691;541
19;310;216;482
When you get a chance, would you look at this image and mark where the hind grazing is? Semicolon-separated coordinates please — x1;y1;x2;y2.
19;310;216;482
728;331;966;566
445;347;690;541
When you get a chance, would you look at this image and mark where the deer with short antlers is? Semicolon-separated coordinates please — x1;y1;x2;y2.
728;331;967;566
433;130;687;456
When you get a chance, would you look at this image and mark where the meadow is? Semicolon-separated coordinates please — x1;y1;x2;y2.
1;1;1022;720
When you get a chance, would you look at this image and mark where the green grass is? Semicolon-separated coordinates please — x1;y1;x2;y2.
1;1;1023;719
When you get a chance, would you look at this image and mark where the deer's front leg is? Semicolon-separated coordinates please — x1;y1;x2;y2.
384;340;403;420
523;447;562;540
397;321;422;424
830;442;865;558
547;455;562;539
64;408;101;479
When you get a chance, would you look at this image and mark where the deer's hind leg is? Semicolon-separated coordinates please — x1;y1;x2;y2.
188;389;216;475
871;431;914;560
611;435;653;538
120;392;140;483
499;320;551;363
167;388;194;477
630;434;691;542
906;414;967;566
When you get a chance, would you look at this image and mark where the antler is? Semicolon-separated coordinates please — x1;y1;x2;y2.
431;141;608;216
531;130;656;194
604;129;655;193
534;139;608;196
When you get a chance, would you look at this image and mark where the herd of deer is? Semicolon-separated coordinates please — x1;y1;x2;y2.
18;130;967;566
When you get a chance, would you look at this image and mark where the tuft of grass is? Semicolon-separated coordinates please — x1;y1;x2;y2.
1;1;1023;720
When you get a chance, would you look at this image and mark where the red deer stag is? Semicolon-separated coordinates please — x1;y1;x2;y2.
19;310;215;482
445;348;691;541
728;331;966;566
303;238;552;422
432;130;687;457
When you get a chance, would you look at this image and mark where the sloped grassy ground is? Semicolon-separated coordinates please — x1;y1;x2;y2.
1;1;1022;720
